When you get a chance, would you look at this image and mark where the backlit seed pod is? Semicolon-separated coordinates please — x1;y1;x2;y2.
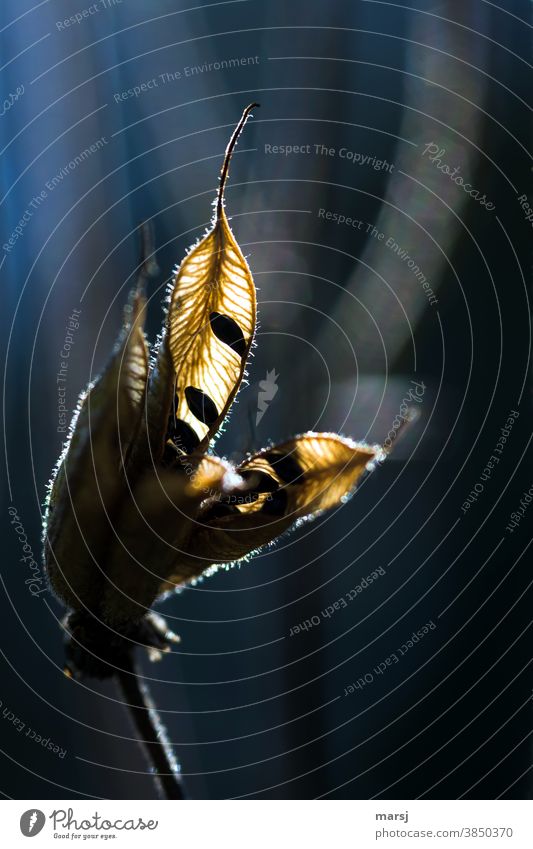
42;104;384;677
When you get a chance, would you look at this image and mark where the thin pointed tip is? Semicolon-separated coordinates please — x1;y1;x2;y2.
216;103;260;218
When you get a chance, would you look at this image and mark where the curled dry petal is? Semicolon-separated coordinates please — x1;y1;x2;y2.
44;286;149;615
158;433;383;589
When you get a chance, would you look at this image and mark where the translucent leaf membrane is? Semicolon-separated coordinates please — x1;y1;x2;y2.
167;104;259;453
156;433;383;591
129;330;175;469
237;433;383;517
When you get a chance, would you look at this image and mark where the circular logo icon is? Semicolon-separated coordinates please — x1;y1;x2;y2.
20;810;46;837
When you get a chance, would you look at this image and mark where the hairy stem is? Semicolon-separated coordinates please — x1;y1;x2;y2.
116;656;186;800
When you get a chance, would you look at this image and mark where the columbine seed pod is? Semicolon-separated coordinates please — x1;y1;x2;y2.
43;104;384;678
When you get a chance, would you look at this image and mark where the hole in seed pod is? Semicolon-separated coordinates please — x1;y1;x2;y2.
209;311;247;357
172;419;201;453
261;488;288;516
264;451;305;485
240;470;280;493
184;386;219;426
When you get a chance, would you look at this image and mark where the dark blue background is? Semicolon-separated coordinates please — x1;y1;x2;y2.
1;0;532;799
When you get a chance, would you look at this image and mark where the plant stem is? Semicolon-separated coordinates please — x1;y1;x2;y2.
116;655;186;800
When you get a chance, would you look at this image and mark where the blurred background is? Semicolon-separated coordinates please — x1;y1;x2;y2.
1;0;532;799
